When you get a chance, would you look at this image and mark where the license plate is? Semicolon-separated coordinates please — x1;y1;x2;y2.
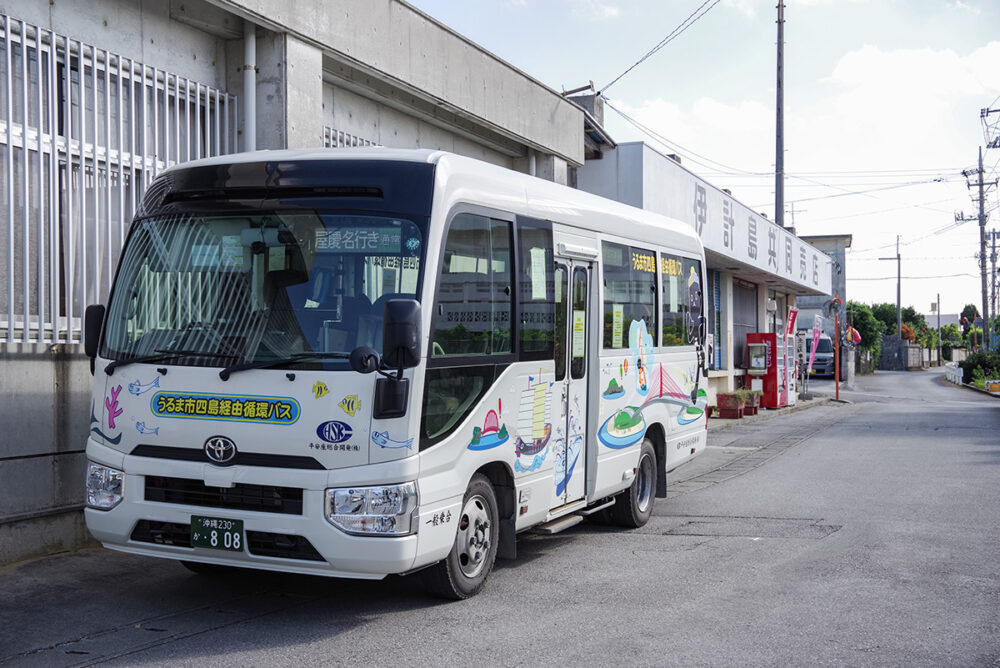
191;515;244;552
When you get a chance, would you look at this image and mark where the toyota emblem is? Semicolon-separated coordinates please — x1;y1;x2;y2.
204;435;237;464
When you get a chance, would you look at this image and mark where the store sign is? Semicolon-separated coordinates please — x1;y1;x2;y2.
633;146;834;295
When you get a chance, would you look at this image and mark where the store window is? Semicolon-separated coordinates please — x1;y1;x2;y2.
732;278;758;369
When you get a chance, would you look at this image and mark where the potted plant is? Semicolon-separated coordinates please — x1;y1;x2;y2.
716;390;747;419
744;390;763;416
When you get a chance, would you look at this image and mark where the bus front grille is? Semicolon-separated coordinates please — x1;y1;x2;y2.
144;476;304;515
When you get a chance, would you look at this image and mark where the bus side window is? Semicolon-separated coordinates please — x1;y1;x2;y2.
422;212;513;449
430;213;512;357
602;241;658;348
661;253;702;346
517;219;554;361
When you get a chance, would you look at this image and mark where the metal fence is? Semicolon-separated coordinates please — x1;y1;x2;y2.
323;127;379;148
0;15;238;344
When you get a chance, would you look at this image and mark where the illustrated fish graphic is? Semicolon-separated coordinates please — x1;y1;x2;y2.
371;430;413;450
135;421;160;436
338;394;360;416
313;381;330;399
128;376;160;396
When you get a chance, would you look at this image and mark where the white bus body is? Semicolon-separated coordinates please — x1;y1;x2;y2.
84;149;708;598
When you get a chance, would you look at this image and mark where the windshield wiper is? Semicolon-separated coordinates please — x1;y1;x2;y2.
104;349;239;375
219;352;350;381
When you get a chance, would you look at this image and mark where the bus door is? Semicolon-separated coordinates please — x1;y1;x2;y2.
551;261;590;509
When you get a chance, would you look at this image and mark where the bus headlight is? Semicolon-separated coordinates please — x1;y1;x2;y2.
325;482;418;536
86;463;124;510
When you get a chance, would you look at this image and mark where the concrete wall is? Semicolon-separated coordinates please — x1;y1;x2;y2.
0;345;96;564
210;0;584;165
19;0;231;89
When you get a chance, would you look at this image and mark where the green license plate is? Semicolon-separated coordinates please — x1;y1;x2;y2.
191;515;244;552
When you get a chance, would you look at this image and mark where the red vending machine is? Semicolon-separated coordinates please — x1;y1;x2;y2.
745;333;788;408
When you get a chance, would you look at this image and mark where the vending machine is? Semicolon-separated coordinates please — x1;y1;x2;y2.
745;332;793;409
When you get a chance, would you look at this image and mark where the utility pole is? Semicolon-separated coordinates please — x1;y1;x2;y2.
775;0;784;229
991;230;998;325
878;235;901;336
937;293;941;367
963;148;998;349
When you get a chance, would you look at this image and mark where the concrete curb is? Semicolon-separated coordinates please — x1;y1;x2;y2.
706;395;833;433
931;368;1000;398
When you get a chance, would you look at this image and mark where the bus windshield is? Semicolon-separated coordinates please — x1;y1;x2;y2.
102;209;425;368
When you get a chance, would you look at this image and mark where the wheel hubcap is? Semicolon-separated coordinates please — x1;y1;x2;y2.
635;452;654;513
456;495;492;578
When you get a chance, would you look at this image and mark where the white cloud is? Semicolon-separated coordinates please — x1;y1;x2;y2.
951;0;981;14
568;0;620;21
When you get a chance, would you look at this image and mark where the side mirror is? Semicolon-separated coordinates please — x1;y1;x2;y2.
383;299;421;369
85;305;105;359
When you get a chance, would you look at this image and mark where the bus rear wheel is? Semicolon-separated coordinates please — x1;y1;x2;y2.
610;438;657;528
424;474;499;600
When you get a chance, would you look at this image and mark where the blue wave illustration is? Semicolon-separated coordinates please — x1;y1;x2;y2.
514;444;550;472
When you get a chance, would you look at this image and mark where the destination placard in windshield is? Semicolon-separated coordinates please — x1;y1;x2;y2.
315;227;402;253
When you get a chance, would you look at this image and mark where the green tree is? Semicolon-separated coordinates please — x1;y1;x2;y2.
960;304;980;334
871;302;899;335
847;301;884;364
939;322;962;360
900;306;927;331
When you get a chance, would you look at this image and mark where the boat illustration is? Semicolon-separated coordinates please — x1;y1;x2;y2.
514;374;552;456
468;409;509;450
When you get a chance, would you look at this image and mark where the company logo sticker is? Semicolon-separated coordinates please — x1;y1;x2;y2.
316;420;353;444
151;392;300;425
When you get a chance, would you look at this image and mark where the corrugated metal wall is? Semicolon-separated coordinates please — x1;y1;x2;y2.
0;15;238;344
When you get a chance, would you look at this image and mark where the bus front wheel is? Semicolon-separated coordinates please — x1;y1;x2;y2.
424;473;499;600
610;438;657;528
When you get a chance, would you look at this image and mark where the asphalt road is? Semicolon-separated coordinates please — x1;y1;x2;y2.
2;368;998;666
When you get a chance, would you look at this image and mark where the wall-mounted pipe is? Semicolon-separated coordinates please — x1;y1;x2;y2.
243;19;256;152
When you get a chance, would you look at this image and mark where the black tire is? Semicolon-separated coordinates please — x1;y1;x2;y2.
424;474;499;600
609;438;657;528
180;560;238;576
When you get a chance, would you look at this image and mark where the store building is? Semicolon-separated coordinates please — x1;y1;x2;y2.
796;234;851;337
577;141;834;399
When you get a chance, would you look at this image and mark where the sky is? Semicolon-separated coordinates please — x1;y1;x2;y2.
405;0;1000;317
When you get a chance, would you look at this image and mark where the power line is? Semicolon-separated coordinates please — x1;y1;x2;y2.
747;177;957;208
604;100;767;175
598;0;721;96
848;273;978;281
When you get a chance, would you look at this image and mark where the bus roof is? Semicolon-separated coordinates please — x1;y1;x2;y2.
157;148;703;257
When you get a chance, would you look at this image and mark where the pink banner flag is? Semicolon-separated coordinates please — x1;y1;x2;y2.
808;315;822;373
